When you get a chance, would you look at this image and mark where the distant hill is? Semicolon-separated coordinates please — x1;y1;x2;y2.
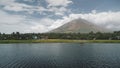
50;18;110;33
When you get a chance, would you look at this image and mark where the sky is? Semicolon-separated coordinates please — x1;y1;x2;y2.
0;0;120;33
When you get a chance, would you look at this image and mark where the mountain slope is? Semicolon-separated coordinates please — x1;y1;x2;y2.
50;18;110;33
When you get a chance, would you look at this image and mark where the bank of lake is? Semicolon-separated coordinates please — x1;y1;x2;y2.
0;39;120;43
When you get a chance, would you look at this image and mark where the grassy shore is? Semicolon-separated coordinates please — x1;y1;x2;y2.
0;39;120;43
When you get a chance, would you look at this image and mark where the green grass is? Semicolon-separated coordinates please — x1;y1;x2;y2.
88;40;120;43
0;39;120;43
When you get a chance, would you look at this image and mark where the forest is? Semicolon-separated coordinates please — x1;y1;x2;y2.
0;31;120;40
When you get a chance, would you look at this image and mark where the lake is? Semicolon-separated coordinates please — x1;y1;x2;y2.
0;43;120;68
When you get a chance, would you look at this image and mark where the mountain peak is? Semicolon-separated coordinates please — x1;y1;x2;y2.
50;18;110;33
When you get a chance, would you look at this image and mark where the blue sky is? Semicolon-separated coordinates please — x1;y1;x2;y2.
0;0;120;33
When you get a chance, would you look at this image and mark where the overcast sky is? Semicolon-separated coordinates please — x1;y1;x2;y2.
0;0;120;33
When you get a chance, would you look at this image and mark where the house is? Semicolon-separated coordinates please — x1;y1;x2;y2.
33;36;38;39
116;36;120;40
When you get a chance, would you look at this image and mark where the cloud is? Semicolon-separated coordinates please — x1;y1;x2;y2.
0;0;119;33
1;0;47;14
0;0;14;5
49;15;76;30
0;10;26;24
0;10;55;33
23;0;34;2
45;0;73;16
45;0;72;7
3;4;28;12
30;18;55;33
47;7;68;16
78;11;120;30
0;0;73;16
0;10;32;33
50;10;120;31
0;9;120;33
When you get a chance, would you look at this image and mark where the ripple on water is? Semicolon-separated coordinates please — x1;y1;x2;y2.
0;43;120;68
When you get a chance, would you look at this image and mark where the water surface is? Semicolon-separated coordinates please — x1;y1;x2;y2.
0;43;120;68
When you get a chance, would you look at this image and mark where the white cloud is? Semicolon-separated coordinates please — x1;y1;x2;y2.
48;7;68;16
0;10;26;24
78;11;120;30
0;0;120;33
0;10;55;33
23;0;34;2
1;0;47;14
4;4;25;12
0;0;14;5
30;18;55;33
46;0;72;7
50;11;120;31
1;0;72;16
0;9;120;33
49;16;74;29
45;0;73;16
55;12;64;16
0;10;32;33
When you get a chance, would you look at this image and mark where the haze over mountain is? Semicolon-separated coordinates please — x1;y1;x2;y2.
50;18;111;33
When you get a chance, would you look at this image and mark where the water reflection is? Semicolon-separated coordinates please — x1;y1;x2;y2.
0;43;120;68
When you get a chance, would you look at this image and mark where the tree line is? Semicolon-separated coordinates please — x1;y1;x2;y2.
0;31;120;40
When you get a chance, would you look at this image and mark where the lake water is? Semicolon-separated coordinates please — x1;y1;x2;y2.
0;43;120;68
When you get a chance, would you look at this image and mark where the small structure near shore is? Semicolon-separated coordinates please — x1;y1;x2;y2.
32;36;38;40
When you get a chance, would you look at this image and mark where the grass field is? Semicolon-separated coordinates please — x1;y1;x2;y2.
0;39;120;43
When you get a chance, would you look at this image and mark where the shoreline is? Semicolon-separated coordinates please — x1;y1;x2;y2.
0;39;120;43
